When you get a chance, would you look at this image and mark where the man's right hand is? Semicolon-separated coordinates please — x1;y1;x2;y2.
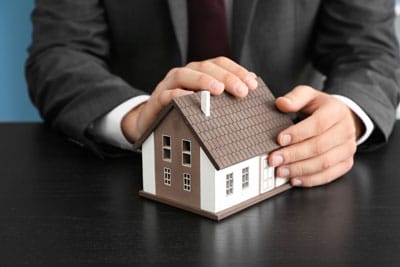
121;57;258;143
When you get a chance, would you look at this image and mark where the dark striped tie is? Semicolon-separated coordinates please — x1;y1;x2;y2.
187;0;230;62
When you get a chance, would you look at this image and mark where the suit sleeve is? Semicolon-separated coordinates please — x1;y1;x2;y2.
25;0;143;156
312;0;400;151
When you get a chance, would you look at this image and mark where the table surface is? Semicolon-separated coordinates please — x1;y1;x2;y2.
1;122;400;266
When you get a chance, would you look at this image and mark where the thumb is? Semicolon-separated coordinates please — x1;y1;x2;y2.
275;85;319;113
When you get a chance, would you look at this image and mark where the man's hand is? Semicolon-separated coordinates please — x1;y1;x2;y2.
121;57;258;143
269;86;364;187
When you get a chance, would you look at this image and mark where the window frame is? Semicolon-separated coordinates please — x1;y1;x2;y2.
163;167;171;186
162;135;172;162
242;167;249;189
183;173;191;192
226;173;234;196
182;139;192;167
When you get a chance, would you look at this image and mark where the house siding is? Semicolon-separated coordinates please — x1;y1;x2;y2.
200;148;216;212
276;177;290;187
201;152;285;213
214;156;260;212
154;109;201;209
142;133;155;194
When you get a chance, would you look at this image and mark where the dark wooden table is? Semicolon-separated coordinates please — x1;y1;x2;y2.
1;122;400;266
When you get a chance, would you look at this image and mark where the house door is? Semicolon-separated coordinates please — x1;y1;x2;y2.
260;156;275;193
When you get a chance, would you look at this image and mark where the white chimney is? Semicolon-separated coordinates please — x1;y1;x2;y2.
201;91;210;117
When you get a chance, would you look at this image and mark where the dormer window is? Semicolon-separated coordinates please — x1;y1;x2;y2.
182;139;191;167
162;135;171;161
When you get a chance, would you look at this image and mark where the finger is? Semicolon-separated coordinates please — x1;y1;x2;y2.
158;67;225;95
187;59;256;98
290;157;354;187
210;57;258;90
275;85;320;114
138;89;194;131
276;97;348;146
270;120;356;166
276;139;357;178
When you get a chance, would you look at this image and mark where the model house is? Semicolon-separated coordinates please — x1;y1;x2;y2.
134;78;293;220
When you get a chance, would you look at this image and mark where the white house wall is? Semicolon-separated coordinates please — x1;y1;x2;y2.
275;177;289;187
200;149;216;212
142;133;155;194
214;156;260;213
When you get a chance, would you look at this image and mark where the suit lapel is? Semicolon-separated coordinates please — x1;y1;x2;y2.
231;0;258;61
168;0;188;64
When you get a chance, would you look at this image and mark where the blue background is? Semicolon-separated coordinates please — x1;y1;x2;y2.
0;1;399;121
0;0;40;121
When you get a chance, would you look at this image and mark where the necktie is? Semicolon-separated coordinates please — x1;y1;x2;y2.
187;0;230;62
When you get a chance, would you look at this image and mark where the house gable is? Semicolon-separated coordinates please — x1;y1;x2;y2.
153;108;201;209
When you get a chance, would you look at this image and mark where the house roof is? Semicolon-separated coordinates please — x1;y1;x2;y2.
134;78;293;170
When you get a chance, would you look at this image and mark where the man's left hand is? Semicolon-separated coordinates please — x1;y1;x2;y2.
269;86;364;187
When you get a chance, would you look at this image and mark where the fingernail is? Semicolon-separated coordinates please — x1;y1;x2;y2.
292;179;302;186
281;96;292;104
246;78;258;89
279;166;290;177
234;82;248;96
245;74;258;89
210;80;224;93
271;155;283;166
279;134;291;146
248;72;257;79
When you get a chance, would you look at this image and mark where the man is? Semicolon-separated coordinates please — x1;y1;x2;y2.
26;0;400;187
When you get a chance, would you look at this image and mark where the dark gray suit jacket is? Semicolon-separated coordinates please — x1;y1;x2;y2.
26;0;400;155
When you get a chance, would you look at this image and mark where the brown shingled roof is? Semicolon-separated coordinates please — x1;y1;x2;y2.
134;78;293;170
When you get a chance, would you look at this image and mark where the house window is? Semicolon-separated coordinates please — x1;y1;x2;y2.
183;173;191;192
226;173;233;196
162;135;171;161
242;167;249;189
182;139;191;167
164;167;171;186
